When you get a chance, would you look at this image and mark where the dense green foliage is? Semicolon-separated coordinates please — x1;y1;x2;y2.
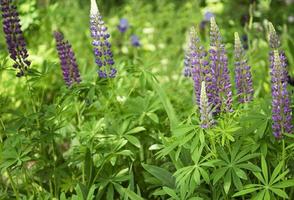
0;0;294;199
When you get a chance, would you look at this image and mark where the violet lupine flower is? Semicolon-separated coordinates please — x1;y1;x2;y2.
117;18;129;33
271;51;292;138
268;23;292;138
234;32;254;103
90;0;116;78
188;27;211;106
131;35;141;47
183;27;198;77
209;17;233;113
54;31;81;87
199;81;214;129
1;0;31;77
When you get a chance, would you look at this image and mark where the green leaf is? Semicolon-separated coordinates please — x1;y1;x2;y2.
142;164;175;188
212;167;228;185
123;188;145;200
126;127;146;135
223;171;231;194
261;156;268;183
146;113;159;123
269;161;283;184
270;188;289;198
147;73;179;130
84;148;93;185
86;185;97;200
273;179;294;188
125;135;141;148
162;187;180;200
106;184;114;200
233;187;260;197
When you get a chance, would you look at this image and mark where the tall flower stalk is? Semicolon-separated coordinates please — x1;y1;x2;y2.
209;17;232;113
268;23;292;138
1;0;31;77
54;31;81;87
200;81;214;128
90;0;116;78
234;32;254;103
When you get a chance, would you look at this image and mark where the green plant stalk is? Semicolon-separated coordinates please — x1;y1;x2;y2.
7;169;20;200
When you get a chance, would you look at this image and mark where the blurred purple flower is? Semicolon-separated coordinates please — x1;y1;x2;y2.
209;17;233;113
117;18;129;33
204;11;214;22
131;35;140;47
234;32;254;103
1;0;31;77
54;31;81;87
90;0;116;78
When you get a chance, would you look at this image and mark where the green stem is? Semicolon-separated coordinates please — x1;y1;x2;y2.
7;169;20;200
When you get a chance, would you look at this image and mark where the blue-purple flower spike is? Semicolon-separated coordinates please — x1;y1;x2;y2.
90;0;116;78
209;17;233;113
54;31;81;87
234;32;254;103
268;23;292;138
1;0;31;77
187;27;211;106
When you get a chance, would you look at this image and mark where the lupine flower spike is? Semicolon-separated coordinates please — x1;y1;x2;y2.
268;23;292;138
1;0;31;77
209;17;233;113
186;27;211;106
200;81;214;129
54;31;81;87
90;0;116;78
234;32;254;103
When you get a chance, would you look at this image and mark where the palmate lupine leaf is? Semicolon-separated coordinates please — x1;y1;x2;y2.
233;156;294;199
212;142;260;194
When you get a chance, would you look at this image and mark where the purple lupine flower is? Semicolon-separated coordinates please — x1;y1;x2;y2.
209;17;233;113
183;27;197;77
90;0;116;78
271;51;292;138
199;81;214;128
54;31;81;87
204;11;214;22
187;27;211;106
234;32;254;103
1;0;31;77
130;35;141;47
199;11;214;31
268;23;292;138
117;18;129;33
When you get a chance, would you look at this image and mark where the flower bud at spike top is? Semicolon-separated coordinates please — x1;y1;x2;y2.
0;0;31;77
90;0;116;78
209;17;233;113
54;31;81;87
271;50;292;138
268;22;280;49
200;81;214;129
234;32;254;103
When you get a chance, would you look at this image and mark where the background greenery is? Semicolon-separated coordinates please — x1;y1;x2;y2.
0;0;294;199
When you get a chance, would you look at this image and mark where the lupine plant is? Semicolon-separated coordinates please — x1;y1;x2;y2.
0;0;294;200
